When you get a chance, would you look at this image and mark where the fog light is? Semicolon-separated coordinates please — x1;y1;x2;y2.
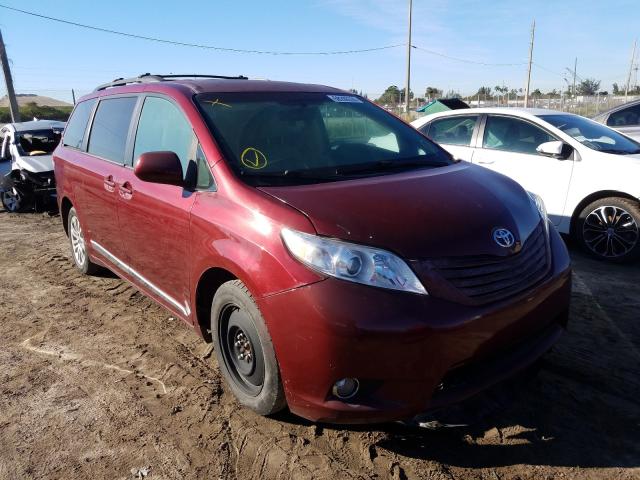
332;378;359;399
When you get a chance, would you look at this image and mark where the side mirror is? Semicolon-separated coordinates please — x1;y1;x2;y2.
134;151;184;187
536;140;572;159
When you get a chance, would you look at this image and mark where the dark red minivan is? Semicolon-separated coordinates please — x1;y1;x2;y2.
54;74;571;424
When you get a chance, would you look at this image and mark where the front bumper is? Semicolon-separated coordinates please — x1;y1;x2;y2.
260;227;571;424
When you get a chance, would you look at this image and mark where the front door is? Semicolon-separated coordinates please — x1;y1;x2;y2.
472;114;574;226
117;95;198;319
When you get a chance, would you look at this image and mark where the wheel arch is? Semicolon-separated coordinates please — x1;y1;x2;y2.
60;197;73;236
194;267;238;342
569;190;640;237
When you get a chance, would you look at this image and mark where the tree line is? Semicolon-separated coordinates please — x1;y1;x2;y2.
374;79;639;105
0;102;73;124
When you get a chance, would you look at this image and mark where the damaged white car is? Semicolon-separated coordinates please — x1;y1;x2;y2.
0;120;64;212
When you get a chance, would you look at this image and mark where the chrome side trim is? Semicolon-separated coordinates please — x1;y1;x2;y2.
90;240;191;317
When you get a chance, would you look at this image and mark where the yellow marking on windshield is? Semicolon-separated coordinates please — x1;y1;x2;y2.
205;99;232;108
241;147;268;169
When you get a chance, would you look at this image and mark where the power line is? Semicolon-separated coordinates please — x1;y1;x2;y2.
411;45;527;66
0;4;403;56
532;62;563;76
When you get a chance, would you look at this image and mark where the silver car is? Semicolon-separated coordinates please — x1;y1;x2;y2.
593;99;640;142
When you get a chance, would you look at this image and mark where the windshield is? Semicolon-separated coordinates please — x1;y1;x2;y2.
16;129;61;156
196;92;452;186
539;114;640;155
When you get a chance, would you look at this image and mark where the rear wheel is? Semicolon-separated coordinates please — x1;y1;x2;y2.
575;197;640;262
68;207;100;275
211;280;286;415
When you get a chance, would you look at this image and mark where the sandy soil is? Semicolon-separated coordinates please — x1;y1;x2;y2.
0;212;638;480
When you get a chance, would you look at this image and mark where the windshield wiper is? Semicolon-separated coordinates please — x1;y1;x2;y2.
335;158;448;175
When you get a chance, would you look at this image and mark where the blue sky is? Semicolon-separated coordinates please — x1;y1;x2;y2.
1;0;638;103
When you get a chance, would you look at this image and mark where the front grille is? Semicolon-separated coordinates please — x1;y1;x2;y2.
429;222;550;305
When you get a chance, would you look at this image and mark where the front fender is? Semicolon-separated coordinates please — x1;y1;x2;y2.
189;191;325;306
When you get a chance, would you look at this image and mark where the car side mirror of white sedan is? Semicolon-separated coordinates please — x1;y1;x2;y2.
537;140;571;159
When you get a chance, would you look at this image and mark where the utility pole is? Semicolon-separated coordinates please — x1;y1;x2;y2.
0;29;20;123
625;39;637;100
404;0;413;116
524;20;535;108
71;89;76;105
572;57;577;98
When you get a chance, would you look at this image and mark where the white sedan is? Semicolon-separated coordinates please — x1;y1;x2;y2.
412;108;640;262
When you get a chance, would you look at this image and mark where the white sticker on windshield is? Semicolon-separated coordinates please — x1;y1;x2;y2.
327;95;363;103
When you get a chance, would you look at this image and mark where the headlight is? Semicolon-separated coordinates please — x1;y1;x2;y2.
527;191;549;236
281;228;428;295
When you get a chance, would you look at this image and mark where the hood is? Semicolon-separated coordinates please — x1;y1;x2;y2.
16;154;54;173
259;162;541;259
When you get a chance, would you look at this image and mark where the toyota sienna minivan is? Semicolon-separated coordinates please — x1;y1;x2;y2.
54;74;571;424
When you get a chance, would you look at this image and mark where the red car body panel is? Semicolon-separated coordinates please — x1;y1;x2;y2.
261;227;570;422
54;78;571;424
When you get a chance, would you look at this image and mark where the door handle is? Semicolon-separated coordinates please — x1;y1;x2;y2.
103;175;116;192
477;159;495;165
118;181;134;200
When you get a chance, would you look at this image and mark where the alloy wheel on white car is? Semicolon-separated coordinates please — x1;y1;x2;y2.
577;198;640;262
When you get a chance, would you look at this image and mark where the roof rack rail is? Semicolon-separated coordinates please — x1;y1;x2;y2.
94;73;248;91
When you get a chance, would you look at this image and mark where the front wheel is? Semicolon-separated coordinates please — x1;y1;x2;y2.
1;187;28;212
575;197;640;262
211;280;286;415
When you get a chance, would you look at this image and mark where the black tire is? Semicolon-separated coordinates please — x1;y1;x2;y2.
67;207;100;275
575;197;640;263
211;280;286;415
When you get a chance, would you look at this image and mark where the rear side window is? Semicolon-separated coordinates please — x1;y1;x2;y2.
63;98;97;149
427;116;478;146
133;97;195;177
88;97;137;164
607;104;640;127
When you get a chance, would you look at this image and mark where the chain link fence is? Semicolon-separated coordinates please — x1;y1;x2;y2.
406;95;640;122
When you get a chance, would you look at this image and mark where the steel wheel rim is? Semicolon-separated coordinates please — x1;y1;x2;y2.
218;305;264;396
70;216;87;267
2;189;20;212
583;205;639;258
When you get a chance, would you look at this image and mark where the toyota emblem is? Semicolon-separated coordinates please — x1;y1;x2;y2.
493;228;515;248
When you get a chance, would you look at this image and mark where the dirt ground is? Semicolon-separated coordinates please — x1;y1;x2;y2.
0;212;638;480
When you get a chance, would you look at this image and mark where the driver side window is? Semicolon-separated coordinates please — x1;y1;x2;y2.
134;96;195;177
483;116;556;155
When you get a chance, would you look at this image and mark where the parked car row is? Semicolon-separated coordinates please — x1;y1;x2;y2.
411;108;640;262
